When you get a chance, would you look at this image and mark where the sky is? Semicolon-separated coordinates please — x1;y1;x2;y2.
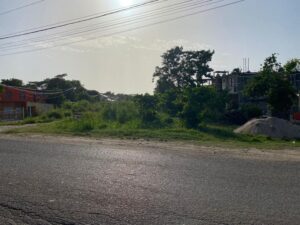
0;0;299;94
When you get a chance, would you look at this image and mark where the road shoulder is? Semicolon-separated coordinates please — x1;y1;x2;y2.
1;133;299;162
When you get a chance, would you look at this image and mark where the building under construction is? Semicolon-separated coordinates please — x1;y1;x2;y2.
212;70;300;120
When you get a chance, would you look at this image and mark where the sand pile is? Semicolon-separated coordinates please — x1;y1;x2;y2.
234;117;300;139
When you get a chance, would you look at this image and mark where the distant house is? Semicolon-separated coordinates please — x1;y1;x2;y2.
0;85;53;121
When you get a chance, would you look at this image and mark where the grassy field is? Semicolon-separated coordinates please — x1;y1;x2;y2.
3;120;300;149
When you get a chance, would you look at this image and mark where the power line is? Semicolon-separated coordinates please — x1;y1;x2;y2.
1;84;76;95
0;0;46;16
0;0;215;50
0;0;244;56
0;0;169;38
0;0;191;48
0;0;213;52
0;0;245;56
0;0;162;40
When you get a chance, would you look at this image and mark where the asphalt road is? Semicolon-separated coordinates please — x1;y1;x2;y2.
0;136;299;225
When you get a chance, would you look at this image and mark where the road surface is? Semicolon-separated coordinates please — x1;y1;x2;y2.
0;135;299;225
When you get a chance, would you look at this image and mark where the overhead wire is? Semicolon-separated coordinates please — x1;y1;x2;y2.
1;84;76;96
0;0;46;16
0;0;228;48
0;0;244;56
0;0;193;48
0;0;245;56
0;0;162;40
0;0;215;50
0;0;169;37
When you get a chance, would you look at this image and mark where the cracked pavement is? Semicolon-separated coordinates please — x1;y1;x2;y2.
0;136;299;225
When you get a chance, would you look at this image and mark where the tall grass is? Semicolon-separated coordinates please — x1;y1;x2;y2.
45;100;174;133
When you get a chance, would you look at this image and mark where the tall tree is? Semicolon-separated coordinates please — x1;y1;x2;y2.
153;46;214;93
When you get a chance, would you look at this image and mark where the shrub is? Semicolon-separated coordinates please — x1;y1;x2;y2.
23;117;37;124
134;94;160;125
47;110;63;119
241;104;262;120
72;112;97;132
98;124;108;129
180;87;227;128
63;110;72;118
225;104;262;125
101;104;117;121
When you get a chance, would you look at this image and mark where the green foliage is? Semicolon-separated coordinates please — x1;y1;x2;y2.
1;78;23;87
180;87;227;128
284;58;300;74
225;104;262;125
26;74;100;106
152;47;228;127
101;104;117;121
244;54;297;119
46;110;64;120
153;46;214;93
134;94;161;126
262;53;282;72
9;121;300;149
101;101;138;124
42;100;144;131
157;89;182;117
73;112;97;132
241;104;262;120
0;84;3;93
64;100;93;113
22;117;38;124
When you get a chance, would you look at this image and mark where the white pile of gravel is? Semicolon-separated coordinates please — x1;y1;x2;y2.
234;117;300;139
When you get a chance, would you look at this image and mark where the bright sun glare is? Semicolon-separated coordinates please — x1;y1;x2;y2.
120;0;133;7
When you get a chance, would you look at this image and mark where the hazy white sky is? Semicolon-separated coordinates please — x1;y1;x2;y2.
0;0;299;93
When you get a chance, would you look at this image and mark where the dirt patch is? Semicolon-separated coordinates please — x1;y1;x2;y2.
234;117;300;139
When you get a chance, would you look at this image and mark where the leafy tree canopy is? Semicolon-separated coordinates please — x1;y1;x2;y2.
1;78;23;87
153;46;214;93
284;58;300;74
245;54;297;118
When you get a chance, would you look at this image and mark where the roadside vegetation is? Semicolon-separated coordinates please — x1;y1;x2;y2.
1;47;300;149
4;99;300;149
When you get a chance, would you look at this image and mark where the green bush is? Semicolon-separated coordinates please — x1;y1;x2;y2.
134;94;160;125
72;112;98;132
241;104;262;120
98;124;108;129
101;104;117;121
100;101;139;124
23;117;37;124
180;87;227;128
46;110;63;120
225;104;262;125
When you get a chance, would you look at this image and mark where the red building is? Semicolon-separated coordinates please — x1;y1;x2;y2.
0;85;48;120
